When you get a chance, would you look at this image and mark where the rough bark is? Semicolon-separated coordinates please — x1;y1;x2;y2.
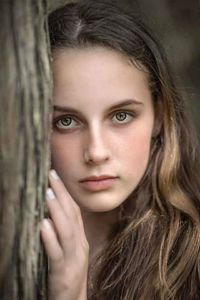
0;0;52;299
48;0;71;13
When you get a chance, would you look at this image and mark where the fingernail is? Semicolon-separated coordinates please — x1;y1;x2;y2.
46;188;55;200
42;219;51;229
50;169;59;180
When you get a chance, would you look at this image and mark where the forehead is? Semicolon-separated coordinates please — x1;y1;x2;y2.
52;46;151;107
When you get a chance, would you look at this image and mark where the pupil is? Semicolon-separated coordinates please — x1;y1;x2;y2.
117;112;126;121
61;117;71;126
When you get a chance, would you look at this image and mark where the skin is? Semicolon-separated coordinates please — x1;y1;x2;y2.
40;47;156;300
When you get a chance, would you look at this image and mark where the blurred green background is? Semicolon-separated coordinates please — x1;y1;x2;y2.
108;0;200;136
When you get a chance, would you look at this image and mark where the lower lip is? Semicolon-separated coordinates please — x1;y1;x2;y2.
80;178;117;191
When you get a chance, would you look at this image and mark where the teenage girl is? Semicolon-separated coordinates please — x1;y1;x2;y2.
40;1;200;299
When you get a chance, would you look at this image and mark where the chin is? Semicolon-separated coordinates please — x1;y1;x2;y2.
82;205;118;213
75;193;125;213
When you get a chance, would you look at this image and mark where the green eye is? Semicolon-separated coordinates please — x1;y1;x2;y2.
54;115;80;130
57;117;72;128
115;112;127;121
112;112;133;124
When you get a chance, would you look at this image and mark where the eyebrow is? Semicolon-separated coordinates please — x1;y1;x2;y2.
53;99;143;113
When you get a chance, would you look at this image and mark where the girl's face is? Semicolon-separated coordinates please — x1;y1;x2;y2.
51;47;155;212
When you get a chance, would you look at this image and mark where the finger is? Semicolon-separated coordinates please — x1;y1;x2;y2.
49;170;81;218
46;187;76;254
40;218;63;266
49;170;88;248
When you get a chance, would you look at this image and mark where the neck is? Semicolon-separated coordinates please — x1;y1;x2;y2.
80;207;119;263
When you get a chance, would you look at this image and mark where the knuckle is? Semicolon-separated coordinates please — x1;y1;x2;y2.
61;266;81;284
67;211;78;223
70;207;81;221
51;253;64;267
63;229;74;241
71;209;80;222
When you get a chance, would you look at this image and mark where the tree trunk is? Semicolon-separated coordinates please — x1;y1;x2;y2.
0;0;52;299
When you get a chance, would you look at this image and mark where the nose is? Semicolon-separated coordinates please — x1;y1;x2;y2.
83;125;110;165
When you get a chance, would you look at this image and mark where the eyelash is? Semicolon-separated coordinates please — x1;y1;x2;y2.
53;110;136;131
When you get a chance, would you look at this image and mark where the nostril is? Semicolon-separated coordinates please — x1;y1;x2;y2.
83;146;110;165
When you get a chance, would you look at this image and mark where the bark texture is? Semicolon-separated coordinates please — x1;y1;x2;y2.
48;0;71;13
0;0;52;299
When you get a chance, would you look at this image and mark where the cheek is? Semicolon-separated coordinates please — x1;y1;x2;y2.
51;136;79;170
122;131;152;173
134;133;151;157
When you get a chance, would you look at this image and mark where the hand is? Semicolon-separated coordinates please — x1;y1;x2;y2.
40;170;89;300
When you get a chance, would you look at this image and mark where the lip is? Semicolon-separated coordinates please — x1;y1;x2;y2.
80;175;117;182
79;175;118;191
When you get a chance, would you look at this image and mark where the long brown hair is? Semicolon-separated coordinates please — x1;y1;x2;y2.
48;1;200;299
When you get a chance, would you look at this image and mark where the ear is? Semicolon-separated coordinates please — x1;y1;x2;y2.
152;100;163;138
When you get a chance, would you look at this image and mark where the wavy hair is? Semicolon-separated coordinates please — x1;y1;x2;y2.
48;1;200;299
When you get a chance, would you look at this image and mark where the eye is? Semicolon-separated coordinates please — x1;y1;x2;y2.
112;111;133;124
54;115;80;130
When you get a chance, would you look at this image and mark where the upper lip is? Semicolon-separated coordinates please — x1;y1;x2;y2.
79;175;118;182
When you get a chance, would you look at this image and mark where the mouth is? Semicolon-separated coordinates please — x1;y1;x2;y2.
79;175;118;191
